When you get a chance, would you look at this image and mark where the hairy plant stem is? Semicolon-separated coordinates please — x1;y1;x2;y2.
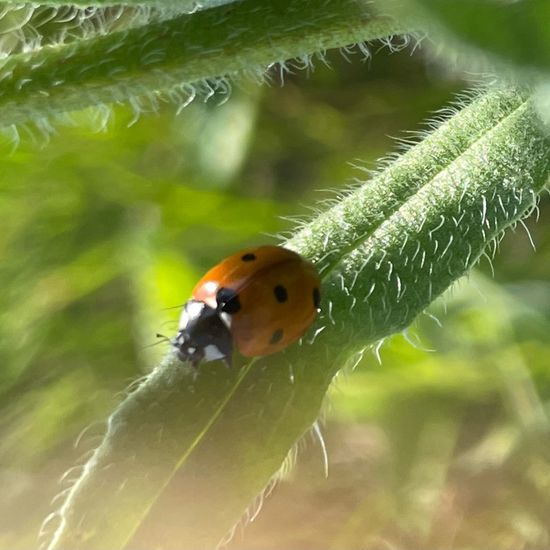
0;0;404;128
0;0;231;6
44;86;550;550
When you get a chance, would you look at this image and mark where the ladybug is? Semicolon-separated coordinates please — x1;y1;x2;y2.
172;245;321;368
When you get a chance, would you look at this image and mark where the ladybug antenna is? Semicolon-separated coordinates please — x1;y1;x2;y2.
141;333;172;350
161;303;186;311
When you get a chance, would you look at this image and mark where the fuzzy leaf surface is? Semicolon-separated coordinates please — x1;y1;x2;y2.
0;0;402;129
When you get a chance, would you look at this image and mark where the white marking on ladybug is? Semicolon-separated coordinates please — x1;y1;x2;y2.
219;311;232;329
202;281;218;294
178;300;205;329
204;344;224;362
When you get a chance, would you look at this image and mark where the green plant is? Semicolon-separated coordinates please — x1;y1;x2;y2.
6;0;544;549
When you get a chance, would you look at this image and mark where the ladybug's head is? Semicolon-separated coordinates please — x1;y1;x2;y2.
172;300;233;369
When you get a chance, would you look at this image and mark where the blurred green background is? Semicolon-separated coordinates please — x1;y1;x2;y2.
2;43;550;549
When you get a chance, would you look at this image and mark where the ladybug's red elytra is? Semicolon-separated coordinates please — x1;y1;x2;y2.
173;245;321;368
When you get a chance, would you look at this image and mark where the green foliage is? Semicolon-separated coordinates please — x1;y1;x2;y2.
0;1;549;550
379;0;550;74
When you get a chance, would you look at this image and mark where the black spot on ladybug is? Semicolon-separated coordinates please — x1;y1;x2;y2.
241;253;256;262
273;285;288;303
313;287;321;310
216;287;241;314
270;328;284;344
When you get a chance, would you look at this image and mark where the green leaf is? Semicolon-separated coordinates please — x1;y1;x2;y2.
0;0;403;130
379;0;550;74
42;85;550;550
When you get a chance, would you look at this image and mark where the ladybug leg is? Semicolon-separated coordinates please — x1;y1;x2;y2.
212;328;233;369
190;356;202;370
187;346;205;369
